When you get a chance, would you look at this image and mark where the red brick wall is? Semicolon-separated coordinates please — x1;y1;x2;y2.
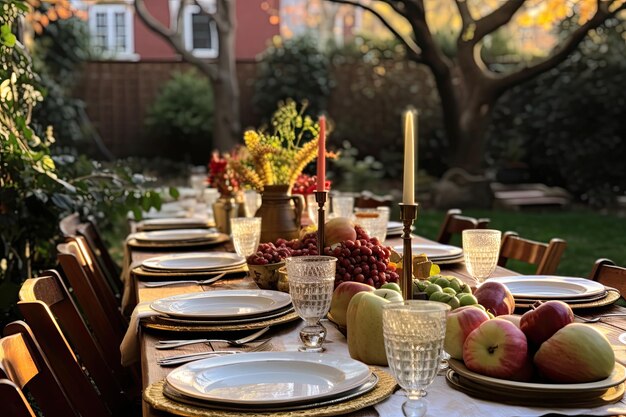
134;0;177;60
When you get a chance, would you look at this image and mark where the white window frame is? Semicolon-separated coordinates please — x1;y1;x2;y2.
182;3;219;59
88;4;138;61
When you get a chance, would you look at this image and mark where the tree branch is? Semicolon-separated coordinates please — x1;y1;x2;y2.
134;0;217;79
325;0;423;61
454;0;474;28
473;0;526;42
494;0;617;91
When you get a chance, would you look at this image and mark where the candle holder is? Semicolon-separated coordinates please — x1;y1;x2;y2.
314;191;328;252
399;202;419;300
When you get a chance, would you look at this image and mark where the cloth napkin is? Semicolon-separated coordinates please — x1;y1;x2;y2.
120;234;143;316
120;301;162;366
373;376;626;417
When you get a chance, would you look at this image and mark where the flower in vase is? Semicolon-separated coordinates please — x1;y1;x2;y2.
291;174;331;195
208;151;240;197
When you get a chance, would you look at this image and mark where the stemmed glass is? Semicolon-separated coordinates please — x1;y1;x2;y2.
285;256;337;352
462;229;502;284
383;301;450;417
230;217;262;258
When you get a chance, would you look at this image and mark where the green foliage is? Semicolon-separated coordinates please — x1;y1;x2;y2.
329;141;384;192
254;36;331;120
145;70;214;157
487;20;626;207
0;2;160;322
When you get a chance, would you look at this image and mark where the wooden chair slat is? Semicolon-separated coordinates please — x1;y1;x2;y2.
498;231;567;275
590;259;626;294
0;379;37;417
436;208;492;245
78;220;122;289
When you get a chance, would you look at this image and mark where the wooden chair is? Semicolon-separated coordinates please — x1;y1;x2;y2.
77;220;122;294
589;259;626;294
57;242;127;365
59;212;81;237
0;379;37;417
436;208;490;244
498;231;567;275
0;321;84;417
18;270;136;413
354;191;393;208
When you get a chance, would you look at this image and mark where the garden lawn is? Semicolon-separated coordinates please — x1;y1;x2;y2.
415;209;626;278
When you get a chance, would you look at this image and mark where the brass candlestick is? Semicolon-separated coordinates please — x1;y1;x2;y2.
314;191;328;253
399;203;419;300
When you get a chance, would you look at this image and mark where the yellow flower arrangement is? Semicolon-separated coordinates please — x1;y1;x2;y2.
230;100;322;192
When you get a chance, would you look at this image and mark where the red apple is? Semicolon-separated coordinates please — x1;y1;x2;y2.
534;323;615;383
511;355;535;382
329;281;374;327
463;319;528;379
473;281;515;316
520;300;574;346
444;307;490;360
497;315;522;328
325;217;357;247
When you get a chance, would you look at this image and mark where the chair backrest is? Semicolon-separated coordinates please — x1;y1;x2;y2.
18;271;133;413
0;321;78;417
77;220;122;293
498;231;567;275
436;208;491;244
59;212;81;237
0;379;37;417
589;259;626;294
354;191;393;208
57;242;127;361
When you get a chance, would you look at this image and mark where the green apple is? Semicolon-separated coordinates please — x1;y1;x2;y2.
380;282;402;294
347;290;403;366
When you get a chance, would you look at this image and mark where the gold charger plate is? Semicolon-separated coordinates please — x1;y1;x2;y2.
133;264;248;280
446;370;625;407
127;233;230;249
143;310;300;332
514;289;620;310
143;367;396;417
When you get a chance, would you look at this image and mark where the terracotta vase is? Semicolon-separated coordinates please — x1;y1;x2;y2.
255;184;304;243
212;196;238;235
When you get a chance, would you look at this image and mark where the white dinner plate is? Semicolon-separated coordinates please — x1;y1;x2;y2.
392;243;463;260
488;275;607;299
134;229;220;243
166;352;372;405
142;252;245;272
140;218;212;227
449;359;626;394
150;290;292;319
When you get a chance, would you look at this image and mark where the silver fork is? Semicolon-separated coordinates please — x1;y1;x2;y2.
575;313;626;323
143;272;226;287
156;326;270;349
157;339;273;366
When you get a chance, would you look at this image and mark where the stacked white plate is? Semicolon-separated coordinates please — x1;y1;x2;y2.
134;229;220;244
162;352;377;411
137;217;213;231
392;243;464;264
488;275;609;304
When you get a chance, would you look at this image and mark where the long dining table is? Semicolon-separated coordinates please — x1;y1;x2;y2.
128;234;626;417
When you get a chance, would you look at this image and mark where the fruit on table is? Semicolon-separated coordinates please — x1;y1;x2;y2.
463;319;529;379
520;300;574;346
496;314;522;329
444;306;490;360
324;217;357;247
247;232;318;265
347;289;403;366
380;282;402;293
416;276;475;311
329;281;374;327
534;323;615;383
473;281;515;316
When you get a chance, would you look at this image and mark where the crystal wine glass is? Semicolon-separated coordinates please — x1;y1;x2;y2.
230;217;262;258
331;195;354;218
286;256;337;352
383;301;450;417
462;229;502;284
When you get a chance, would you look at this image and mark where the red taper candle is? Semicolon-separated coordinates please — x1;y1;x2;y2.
317;116;326;191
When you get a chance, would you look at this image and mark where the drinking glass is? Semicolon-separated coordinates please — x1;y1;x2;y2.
230;217;262;258
286;256;337;352
462;229;502;283
383;301;450;417
354;207;390;242
243;190;261;217
306;194;318;226
332;195;354;218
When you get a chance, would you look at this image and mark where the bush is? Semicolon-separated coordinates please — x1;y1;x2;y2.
253;36;331;120
145;70;214;163
487;20;626;207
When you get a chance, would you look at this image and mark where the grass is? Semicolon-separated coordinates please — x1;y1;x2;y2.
413;209;626;278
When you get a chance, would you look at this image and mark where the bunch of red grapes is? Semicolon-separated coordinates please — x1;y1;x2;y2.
246;232;318;265
324;227;399;288
247;225;398;289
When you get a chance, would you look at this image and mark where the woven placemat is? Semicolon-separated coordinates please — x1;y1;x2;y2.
515;289;620;310
143;367;397;417
143;310;300;332
133;265;248;280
